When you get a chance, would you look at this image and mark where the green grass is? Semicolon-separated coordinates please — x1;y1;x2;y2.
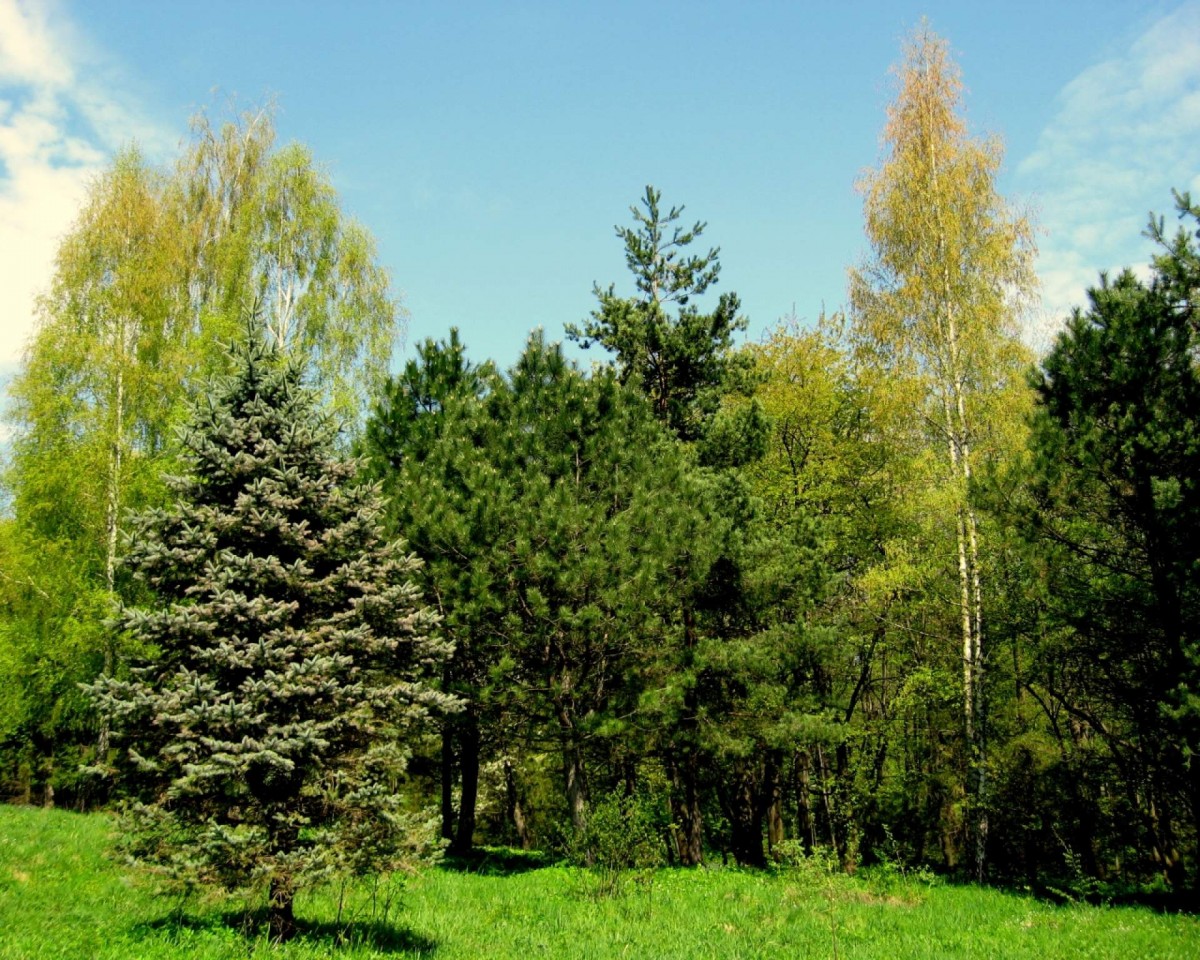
1;805;1196;959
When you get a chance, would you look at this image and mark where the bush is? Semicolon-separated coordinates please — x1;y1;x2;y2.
562;789;671;896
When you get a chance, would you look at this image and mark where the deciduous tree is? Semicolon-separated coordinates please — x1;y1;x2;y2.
848;22;1037;878
1;106;403;801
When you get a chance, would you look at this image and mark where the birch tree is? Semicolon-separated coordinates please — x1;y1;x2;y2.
2;106;403;802
8;149;181;738
848;23;1036;879
173;107;399;424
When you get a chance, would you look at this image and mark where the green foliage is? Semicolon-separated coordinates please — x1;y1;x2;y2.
177;110;399;422
361;329;505;853
562;789;671;872
6;32;1200;911
86;333;455;940
845;22;1038;880
1022;195;1200;887
1;104;400;807
567;185;750;443
363;330;709;850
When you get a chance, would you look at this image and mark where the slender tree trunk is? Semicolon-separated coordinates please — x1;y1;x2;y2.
503;756;531;849
556;698;588;834
664;604;704;865
440;722;455;842
924;80;988;880
668;747;704;866
815;744;839;856
958;416;988;880
98;324;127;762
766;755;785;854
796;748;815;853
957;363;988;876
451;711;480;855
565;746;587;834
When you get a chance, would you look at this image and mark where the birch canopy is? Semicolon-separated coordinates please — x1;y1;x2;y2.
1;107;403;806
848;22;1037;880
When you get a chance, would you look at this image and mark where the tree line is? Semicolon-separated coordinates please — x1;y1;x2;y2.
1;25;1196;898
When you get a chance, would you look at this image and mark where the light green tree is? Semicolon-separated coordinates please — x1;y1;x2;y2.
1;105;403;803
174;107;399;423
848;23;1037;878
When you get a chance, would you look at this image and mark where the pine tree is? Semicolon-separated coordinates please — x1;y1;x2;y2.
566;185;749;444
361;329;507;854
1026;202;1200;885
88;332;455;942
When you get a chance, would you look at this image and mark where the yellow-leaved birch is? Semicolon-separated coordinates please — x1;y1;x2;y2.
848;23;1037;879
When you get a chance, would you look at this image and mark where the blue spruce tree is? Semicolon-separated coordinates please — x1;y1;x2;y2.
89;333;457;941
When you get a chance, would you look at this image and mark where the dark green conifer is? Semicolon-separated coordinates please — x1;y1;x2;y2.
89;333;456;941
1026;194;1200;887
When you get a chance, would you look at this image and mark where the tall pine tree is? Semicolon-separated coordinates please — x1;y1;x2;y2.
1026;203;1200;886
89;332;455;941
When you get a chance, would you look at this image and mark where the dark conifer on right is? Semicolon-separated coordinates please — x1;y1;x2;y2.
1025;198;1200;887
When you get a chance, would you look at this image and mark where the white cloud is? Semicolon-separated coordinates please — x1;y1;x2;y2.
0;0;69;86
1016;2;1200;342
0;0;173;373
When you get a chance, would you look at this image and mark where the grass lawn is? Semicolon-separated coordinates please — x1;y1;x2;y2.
1;804;1196;959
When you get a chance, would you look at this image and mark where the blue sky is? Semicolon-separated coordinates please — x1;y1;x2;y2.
2;0;1198;394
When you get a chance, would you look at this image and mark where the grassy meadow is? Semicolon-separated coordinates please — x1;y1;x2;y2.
0;804;1196;959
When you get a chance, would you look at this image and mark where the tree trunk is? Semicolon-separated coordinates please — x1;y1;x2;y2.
723;767;767;868
557;703;588;834
965;501;988;882
503;756;532;849
667;606;704;865
98;346;125;762
451;711;480;855
440;722;455;842
565;748;587;834
795;748;815;853
668;749;704;866
815;744;839;856
767;767;785;854
268;877;297;943
926;80;989;882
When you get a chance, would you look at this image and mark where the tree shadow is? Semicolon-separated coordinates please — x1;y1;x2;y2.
133;908;438;954
983;875;1198;916
439;845;554;876
1030;884;1197;915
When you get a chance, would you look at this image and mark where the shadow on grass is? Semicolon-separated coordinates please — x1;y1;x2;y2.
1031;884;1198;915
133;908;438;954
439;845;554;876
946;873;1199;916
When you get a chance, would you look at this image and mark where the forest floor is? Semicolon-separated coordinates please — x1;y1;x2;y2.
1;804;1197;959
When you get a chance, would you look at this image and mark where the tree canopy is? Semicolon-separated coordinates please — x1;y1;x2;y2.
2;24;1197;911
0;106;403;807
